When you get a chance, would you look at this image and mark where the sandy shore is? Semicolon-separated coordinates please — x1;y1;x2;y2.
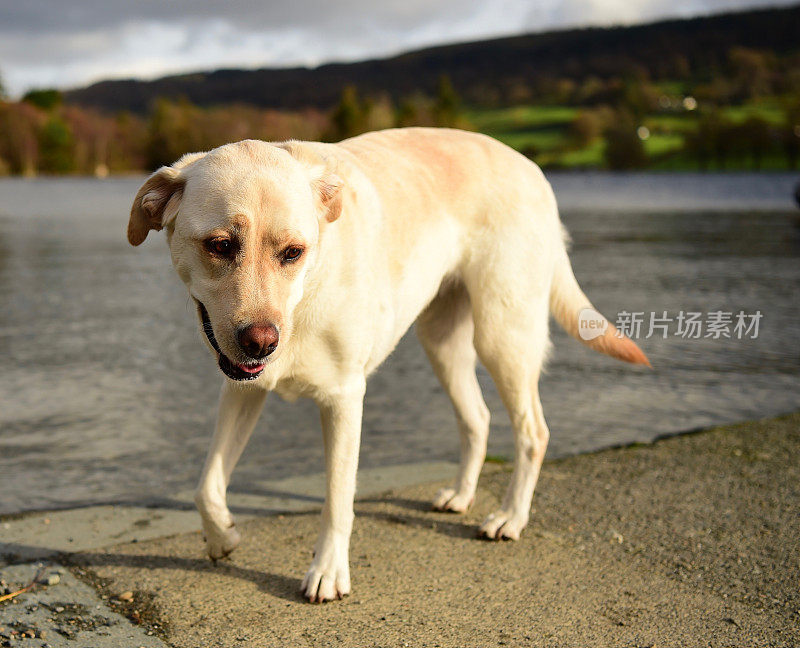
2;413;798;647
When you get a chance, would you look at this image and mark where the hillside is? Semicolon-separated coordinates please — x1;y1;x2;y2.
64;4;800;114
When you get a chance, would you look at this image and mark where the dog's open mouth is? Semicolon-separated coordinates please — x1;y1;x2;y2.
197;302;265;381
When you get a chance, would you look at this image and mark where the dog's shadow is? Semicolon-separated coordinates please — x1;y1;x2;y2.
1;496;491;605
354;496;484;540
61;498;481;606
220;490;486;541
66;549;303;603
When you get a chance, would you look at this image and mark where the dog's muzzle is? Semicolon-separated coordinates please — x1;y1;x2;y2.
197;302;266;381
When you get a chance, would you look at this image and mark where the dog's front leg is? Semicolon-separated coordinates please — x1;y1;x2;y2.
302;378;366;602
195;381;267;560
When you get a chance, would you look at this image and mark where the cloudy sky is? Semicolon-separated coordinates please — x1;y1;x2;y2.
0;0;793;97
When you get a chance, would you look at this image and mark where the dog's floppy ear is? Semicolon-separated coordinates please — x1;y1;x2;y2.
312;170;344;223
128;166;186;246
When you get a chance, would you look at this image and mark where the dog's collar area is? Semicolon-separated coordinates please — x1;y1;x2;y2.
197;301;265;381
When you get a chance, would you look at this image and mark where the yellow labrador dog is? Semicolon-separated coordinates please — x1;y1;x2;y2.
128;128;648;602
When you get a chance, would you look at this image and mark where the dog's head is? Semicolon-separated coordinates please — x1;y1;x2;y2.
128;140;343;381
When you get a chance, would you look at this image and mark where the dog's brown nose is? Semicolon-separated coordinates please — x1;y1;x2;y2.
237;323;279;359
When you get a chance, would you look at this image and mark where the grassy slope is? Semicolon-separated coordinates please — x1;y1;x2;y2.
466;97;794;170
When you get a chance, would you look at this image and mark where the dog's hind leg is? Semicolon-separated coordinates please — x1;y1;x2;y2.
471;290;551;541
195;381;267;560
417;282;490;513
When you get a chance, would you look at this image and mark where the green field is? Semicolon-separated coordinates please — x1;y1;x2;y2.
465;105;578;132
721;101;786;126
465;105;577;158
466;99;797;170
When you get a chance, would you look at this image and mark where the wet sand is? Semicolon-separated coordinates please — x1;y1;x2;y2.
7;412;790;648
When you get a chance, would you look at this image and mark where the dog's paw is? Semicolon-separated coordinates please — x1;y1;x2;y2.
478;509;528;541
301;536;350;603
432;487;473;513
203;522;241;560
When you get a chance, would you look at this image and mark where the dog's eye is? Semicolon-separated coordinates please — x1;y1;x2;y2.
282;246;304;263
205;237;235;257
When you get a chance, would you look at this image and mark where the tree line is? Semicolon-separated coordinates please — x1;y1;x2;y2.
0;77;464;176
1;44;798;175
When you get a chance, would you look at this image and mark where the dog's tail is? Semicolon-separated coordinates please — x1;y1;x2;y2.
549;243;651;367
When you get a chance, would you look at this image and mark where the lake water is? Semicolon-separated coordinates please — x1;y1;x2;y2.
1;172;798;515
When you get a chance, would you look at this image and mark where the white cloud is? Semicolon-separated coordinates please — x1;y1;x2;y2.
0;0;794;97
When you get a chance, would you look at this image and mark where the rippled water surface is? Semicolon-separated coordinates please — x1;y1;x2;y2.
1;172;798;514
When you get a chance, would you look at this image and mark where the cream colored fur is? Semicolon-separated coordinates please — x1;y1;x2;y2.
128;127;648;603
